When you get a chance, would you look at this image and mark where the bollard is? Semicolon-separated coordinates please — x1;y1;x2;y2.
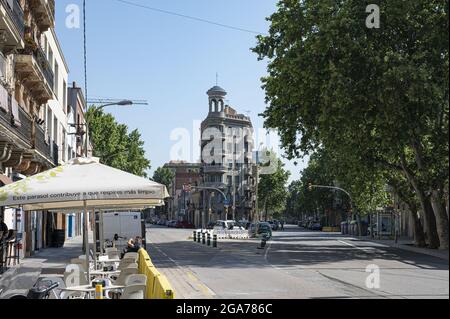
95;284;104;299
261;237;267;248
197;231;201;243
193;231;197;242
207;233;211;246
213;234;217;248
202;232;206;245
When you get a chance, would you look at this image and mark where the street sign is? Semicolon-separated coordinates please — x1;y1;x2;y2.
224;199;230;206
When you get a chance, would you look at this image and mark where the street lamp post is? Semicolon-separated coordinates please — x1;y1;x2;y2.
254;142;264;223
309;184;362;236
78;99;147;256
84;100;148;157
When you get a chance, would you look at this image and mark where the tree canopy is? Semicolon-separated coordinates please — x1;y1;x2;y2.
258;149;291;220
254;0;449;248
152;166;175;189
86;107;151;177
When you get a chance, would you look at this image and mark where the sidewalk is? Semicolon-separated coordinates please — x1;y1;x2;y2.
355;236;449;261
19;232;93;275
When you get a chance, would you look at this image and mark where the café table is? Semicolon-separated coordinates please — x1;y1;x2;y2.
89;270;121;278
59;284;126;299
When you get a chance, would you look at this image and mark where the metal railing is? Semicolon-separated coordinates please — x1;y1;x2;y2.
35;124;51;160
33;47;54;90
1;0;25;37
0;104;32;145
52;141;58;166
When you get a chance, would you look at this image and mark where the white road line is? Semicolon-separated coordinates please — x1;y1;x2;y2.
338;240;371;252
264;240;273;261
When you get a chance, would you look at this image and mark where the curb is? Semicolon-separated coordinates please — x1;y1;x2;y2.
350;236;449;261
385;243;449;261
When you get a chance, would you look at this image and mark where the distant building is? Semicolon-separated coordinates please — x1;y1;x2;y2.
68;81;91;158
163;161;201;224
200;85;256;224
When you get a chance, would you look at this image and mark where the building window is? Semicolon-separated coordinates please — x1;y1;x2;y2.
53;117;58;144
63;80;67;112
48;48;53;70
54;62;59;98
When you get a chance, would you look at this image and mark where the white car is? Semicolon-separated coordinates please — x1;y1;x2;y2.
213;220;244;231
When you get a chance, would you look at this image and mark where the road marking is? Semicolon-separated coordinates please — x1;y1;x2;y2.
338;240;371;252
264;240;273;261
149;241;216;298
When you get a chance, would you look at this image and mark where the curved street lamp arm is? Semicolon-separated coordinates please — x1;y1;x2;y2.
310;185;354;209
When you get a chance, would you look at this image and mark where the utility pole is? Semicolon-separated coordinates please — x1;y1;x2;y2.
232;135;236;221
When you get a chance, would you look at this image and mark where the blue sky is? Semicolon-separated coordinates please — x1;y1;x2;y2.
55;0;308;181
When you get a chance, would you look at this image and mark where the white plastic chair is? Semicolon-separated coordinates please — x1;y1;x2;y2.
125;274;147;286
113;268;139;286
118;258;137;270
123;252;139;262
120;284;146;299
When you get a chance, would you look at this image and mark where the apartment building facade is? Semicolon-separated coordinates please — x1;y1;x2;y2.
163;161;201;224
200;85;256;223
0;0;82;257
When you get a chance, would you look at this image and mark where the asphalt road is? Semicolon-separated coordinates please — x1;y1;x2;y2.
145;224;449;299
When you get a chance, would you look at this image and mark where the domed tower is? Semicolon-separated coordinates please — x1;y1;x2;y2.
207;85;227;115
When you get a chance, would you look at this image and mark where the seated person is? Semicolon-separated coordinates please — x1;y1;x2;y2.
121;238;138;258
134;236;143;250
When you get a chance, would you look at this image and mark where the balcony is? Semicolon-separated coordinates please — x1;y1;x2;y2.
0;101;32;148
34;123;51;161
15;47;54;104
28;0;54;31
203;164;227;174
0;0;25;52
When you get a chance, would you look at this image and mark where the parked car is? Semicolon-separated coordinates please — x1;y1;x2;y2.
167;220;177;228
311;222;322;231
206;222;216;230
267;221;279;231
179;221;195;229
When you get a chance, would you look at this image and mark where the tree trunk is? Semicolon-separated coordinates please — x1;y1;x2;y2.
430;189;449;250
408;203;427;248
421;195;440;249
400;157;440;249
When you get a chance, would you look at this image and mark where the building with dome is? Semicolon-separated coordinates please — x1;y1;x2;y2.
199;85;256;224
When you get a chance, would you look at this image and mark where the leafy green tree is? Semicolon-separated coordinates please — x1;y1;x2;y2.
86;107;151;177
152;167;175;189
152;167;175;215
253;0;448;248
258;150;290;221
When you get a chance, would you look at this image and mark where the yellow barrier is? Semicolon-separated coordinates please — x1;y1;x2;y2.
138;249;175;299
